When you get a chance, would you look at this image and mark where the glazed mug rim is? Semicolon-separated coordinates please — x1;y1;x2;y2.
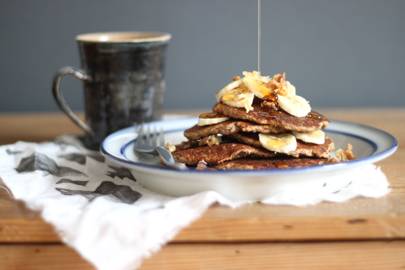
76;31;171;44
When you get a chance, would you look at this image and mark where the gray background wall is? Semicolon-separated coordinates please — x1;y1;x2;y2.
0;0;404;112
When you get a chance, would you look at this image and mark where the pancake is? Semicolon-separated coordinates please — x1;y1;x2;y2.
172;143;276;166
175;135;223;150
184;120;288;140
228;133;334;158
214;158;332;170
213;103;328;132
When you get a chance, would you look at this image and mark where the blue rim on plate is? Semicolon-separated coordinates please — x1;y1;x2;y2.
100;118;398;175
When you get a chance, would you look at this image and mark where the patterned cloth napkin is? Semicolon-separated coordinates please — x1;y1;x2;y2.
0;136;390;270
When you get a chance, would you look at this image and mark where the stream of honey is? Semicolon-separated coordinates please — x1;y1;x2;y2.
257;0;261;72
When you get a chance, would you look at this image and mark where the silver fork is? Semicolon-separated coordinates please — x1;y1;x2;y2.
134;124;186;170
134;124;163;154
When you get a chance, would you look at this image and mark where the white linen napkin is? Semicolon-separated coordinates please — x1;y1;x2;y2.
0;136;389;270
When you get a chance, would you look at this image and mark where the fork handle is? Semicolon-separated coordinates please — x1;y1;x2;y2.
156;146;187;170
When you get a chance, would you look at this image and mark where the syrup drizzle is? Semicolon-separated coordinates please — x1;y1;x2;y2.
257;0;261;72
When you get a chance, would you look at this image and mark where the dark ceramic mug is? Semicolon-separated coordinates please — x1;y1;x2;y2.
52;32;171;149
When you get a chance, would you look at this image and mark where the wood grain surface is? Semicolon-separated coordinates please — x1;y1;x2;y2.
0;109;404;269
1;241;404;270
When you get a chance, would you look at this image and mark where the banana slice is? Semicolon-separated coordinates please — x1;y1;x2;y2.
198;112;229;126
285;81;296;96
220;88;255;112
259;133;297;154
242;71;271;83
277;94;311;117
293;130;325;145
216;80;242;102
242;75;273;99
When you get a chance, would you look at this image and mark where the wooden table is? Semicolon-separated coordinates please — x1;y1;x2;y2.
0;109;404;270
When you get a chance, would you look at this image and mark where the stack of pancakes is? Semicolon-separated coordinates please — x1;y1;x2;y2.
170;71;353;170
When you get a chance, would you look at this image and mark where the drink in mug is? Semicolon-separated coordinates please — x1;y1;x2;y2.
52;32;171;149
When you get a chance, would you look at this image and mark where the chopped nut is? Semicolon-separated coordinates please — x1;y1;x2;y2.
332;144;355;162
199;135;222;147
196;160;208;170
261;100;279;110
266;72;287;95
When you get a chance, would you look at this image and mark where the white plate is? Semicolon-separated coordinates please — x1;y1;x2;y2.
101;118;397;200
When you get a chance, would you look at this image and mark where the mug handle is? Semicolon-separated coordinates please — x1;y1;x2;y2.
52;66;94;136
